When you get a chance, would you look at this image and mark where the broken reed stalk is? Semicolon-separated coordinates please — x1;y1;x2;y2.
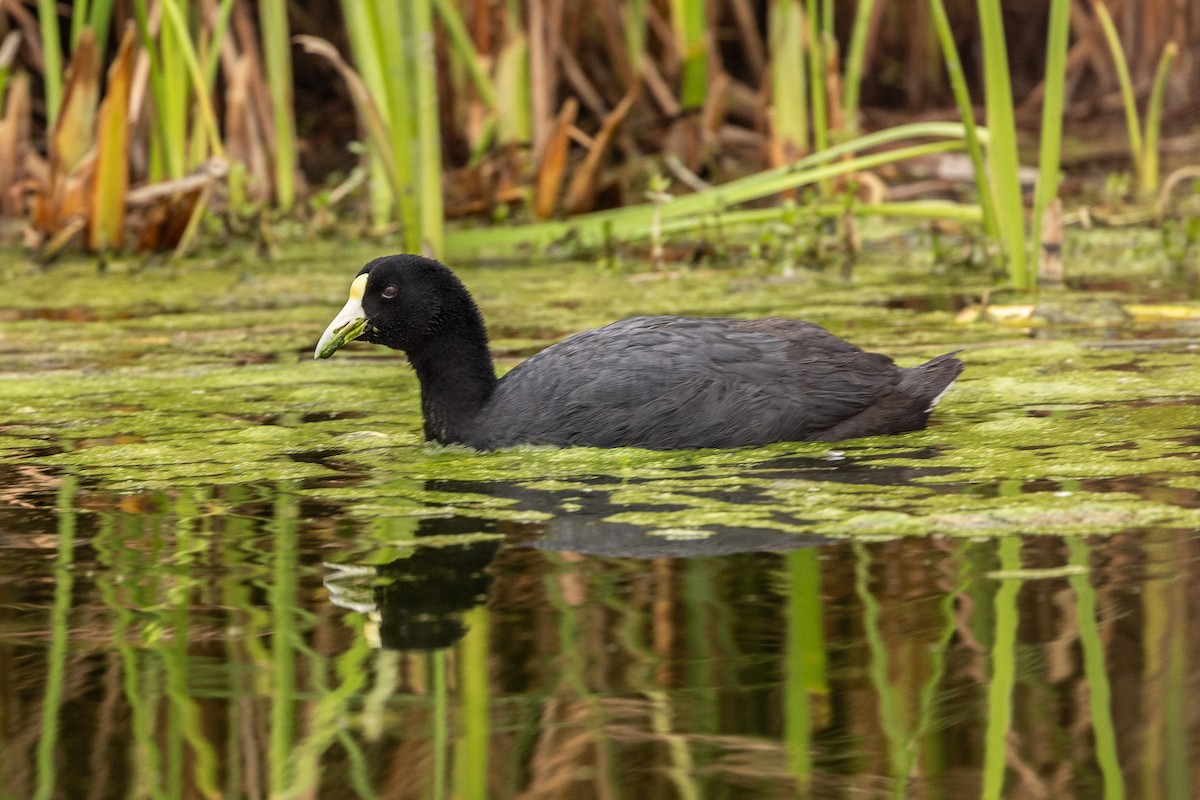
493;14;532;146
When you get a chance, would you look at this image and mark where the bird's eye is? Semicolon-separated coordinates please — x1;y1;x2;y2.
382;285;398;299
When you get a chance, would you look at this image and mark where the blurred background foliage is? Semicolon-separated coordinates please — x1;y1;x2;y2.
1;0;1197;283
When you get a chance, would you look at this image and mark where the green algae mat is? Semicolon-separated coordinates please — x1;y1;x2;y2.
3;230;1200;799
3;233;1199;539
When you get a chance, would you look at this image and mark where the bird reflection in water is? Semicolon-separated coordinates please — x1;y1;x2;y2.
324;479;827;651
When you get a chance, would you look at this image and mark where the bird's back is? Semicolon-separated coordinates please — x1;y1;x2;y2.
463;316;955;450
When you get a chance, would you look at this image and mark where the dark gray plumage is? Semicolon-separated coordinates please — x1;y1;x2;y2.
315;254;964;450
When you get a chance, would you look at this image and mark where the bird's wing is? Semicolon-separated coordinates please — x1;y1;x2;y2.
478;316;900;448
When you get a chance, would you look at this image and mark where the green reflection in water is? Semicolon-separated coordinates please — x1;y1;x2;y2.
7;473;1200;797
455;606;490;800
363;649;400;740
614;560;658;799
218;484;256;799
784;548;827;793
433;650;449;800
682;558;718;794
855;539;908;793
982;535;1023;800
287;618;373;798
95;510;166;799
1140;529;1191;800
854;539;964;798
1068;537;1125;800
33;470;76;800
914;546;963;797
269;484;299;795
544;555;625;797
165;490;221;799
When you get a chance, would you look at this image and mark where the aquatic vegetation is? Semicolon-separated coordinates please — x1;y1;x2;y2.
2;237;1199;800
5;1;1195;280
926;0;1073;289
2;233;1197;542
1092;0;1178;204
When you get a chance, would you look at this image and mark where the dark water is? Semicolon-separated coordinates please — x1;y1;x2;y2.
1;468;1195;800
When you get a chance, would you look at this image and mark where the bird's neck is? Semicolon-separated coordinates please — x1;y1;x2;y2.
408;311;496;445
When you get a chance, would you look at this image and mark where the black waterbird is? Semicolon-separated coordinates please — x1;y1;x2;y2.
315;254;964;450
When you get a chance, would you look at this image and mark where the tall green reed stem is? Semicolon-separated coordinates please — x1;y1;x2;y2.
1142;44;1178;203
202;0;238;91
159;3;190;175
770;0;809;156
670;0;708;110
976;0;1028;287
90;0;116;52
432;0;497;107
412;0;443;255
333;0;442;253
259;0;297;210
1092;2;1140;181
69;0;116;54
841;0;877;136
374;0;420;249
131;0;225;181
338;2;395;230
1029;0;1071;270
164;1;225;157
1092;2;1177;203
624;0;648;75
37;0;63;129
928;0;1001;251
805;0;829;155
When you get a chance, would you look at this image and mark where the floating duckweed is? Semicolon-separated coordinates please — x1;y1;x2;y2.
2;238;1198;542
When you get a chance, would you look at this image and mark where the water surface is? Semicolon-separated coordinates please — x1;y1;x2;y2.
1;233;1198;798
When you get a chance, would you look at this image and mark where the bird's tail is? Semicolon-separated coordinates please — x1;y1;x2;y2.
900;352;965;413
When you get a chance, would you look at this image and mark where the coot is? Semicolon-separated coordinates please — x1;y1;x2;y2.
315;254;963;450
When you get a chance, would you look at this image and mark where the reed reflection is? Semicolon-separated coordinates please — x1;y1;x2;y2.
0;476;1192;799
